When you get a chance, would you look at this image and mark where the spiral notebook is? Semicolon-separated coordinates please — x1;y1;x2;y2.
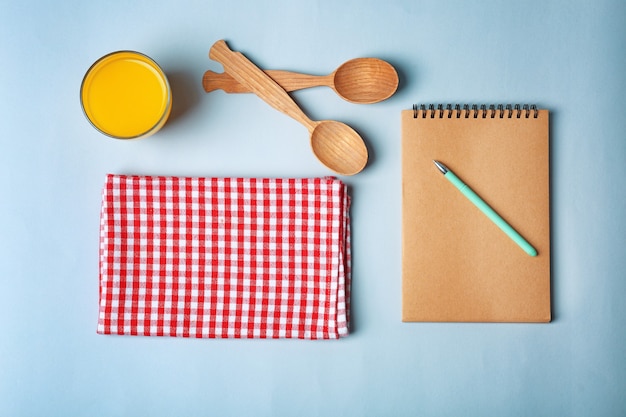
401;104;551;322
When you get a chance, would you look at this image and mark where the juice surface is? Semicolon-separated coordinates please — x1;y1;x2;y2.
81;52;170;138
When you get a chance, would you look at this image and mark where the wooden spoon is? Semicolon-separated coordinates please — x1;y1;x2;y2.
202;58;398;104
209;40;368;176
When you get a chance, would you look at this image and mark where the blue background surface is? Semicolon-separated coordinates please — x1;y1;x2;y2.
1;0;625;415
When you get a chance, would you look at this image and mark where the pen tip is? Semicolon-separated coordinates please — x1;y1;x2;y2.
433;160;448;174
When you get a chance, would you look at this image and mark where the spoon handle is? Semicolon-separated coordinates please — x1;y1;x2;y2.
209;40;316;131
203;70;332;94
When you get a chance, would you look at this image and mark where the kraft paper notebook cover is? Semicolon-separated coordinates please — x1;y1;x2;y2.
401;104;551;322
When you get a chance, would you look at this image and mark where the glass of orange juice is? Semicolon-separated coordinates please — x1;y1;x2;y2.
80;51;171;139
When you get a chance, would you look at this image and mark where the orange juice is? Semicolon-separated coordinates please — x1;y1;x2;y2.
80;51;171;139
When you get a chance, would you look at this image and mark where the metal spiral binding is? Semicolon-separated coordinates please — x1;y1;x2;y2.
412;104;538;119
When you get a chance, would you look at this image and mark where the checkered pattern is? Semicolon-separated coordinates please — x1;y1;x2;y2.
98;174;351;339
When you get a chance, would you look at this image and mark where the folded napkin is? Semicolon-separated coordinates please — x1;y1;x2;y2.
98;174;351;339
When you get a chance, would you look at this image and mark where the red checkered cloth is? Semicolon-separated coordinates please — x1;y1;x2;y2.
97;174;351;339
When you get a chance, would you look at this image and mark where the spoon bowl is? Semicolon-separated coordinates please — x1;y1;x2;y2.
332;58;399;104
310;121;368;176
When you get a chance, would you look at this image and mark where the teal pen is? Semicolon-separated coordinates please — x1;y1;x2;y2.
433;160;538;257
